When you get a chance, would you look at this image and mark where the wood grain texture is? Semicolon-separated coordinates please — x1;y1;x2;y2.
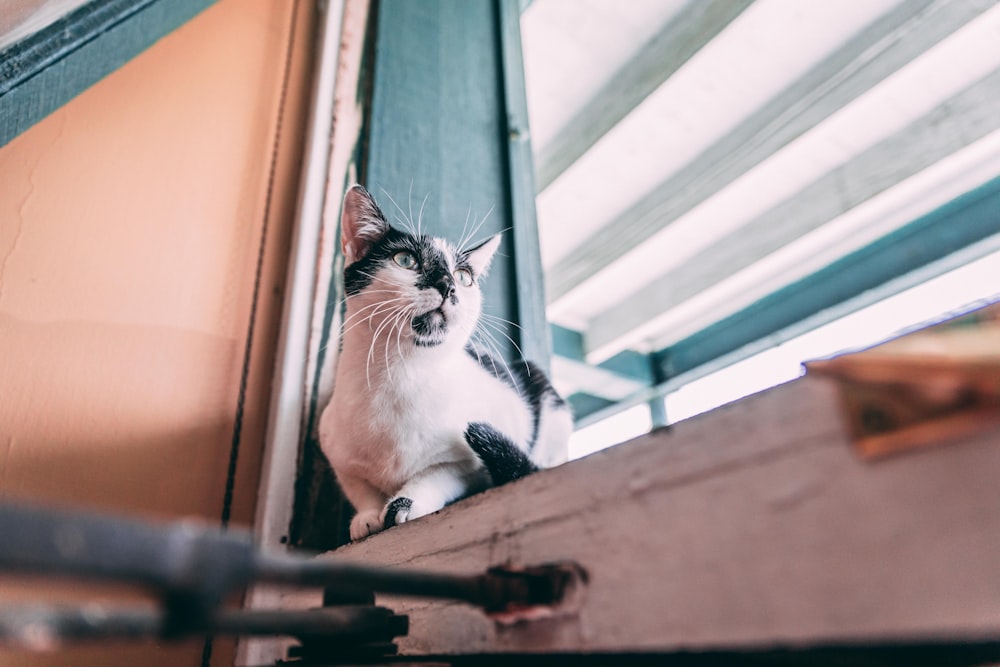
287;376;1000;655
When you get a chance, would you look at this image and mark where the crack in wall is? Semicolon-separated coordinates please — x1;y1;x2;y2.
0;111;66;305
0;197;29;305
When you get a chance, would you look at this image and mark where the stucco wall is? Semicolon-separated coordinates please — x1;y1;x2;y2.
0;0;316;663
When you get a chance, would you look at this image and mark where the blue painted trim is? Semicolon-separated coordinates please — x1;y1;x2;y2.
568;392;616;419
0;0;214;147
551;323;585;360
364;0;547;365
658;175;1000;380
567;175;1000;424
551;323;657;386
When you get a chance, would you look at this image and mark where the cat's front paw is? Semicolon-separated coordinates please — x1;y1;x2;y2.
381;497;413;529
350;509;383;540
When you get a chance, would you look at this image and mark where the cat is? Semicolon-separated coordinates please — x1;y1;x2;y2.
319;185;572;541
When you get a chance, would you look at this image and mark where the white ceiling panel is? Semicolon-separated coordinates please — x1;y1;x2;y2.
522;0;1000;396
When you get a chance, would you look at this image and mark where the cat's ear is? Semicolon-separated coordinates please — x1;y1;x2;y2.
341;185;389;265
465;234;502;276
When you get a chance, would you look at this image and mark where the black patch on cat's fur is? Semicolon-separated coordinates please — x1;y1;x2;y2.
345;224;462;313
344;225;419;295
465;346;566;450
412;309;447;346
414;243;457;303
383;496;412;529
465;422;538;484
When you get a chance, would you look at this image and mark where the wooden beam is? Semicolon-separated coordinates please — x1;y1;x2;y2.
497;0;552;370
550;355;646;402
283;375;1000;656
585;67;1000;360
365;0;545;365
550;324;655;403
0;0;214;148
534;0;754;191
544;0;991;307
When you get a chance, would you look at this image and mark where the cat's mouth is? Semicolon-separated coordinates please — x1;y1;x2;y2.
412;307;448;346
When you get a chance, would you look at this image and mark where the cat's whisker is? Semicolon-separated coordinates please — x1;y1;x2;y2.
457;202;474;252
386;306;414;372
474;325;517;384
407;181;416;238
463;224;513;256
338;288;407;309
480;318;530;368
341;303;408;343
379;187;417;236
388;306;408;366
478;315;531;376
416;191;430;238
367;303;410;388
462;205;495;251
340;297;410;335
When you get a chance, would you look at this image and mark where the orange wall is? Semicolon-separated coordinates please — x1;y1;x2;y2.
0;0;315;664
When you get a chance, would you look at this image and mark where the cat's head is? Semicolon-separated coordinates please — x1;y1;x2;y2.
340;184;500;350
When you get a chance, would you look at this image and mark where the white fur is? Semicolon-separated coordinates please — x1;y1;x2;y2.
320;188;569;541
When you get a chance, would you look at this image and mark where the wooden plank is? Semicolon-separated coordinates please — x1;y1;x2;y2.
533;0;755;191
544;0;992;306
283;375;1000;655
0;0;214;148
585;67;1000;360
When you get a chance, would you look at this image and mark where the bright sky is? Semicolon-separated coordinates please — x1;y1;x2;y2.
569;247;1000;460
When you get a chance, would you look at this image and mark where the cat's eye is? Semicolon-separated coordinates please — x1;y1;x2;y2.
455;268;474;287
393;251;417;269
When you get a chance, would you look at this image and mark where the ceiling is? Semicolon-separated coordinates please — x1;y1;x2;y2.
521;0;1000;415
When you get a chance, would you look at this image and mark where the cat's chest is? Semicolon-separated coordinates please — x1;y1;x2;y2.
350;356;527;440
324;351;533;487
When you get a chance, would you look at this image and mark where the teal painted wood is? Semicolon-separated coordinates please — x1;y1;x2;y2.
0;0;214;148
551;323;656;386
658;175;1000;382
568;175;1000;425
365;0;547;366
496;0;552;372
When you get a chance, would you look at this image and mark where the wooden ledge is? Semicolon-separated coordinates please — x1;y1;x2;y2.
285;375;1000;656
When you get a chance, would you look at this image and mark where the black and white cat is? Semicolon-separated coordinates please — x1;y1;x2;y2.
319;185;571;541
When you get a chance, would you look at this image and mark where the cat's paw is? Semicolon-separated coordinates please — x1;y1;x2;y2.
381;497;413;529
350;509;383;541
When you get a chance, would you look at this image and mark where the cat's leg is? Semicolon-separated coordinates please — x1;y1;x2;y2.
381;461;486;529
337;472;389;541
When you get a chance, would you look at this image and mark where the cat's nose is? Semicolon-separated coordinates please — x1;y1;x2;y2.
435;275;455;299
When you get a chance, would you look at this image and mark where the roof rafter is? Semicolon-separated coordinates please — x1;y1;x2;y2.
585;67;1000;359
544;0;992;309
534;0;755;191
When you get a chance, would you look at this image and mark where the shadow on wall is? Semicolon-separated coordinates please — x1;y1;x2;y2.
0;313;244;519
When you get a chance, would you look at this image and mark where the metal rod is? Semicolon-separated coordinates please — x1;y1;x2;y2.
0;605;408;649
254;552;585;613
0;502;584;614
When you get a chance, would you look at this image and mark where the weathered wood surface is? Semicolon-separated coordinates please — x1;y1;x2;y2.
289;376;1000;655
